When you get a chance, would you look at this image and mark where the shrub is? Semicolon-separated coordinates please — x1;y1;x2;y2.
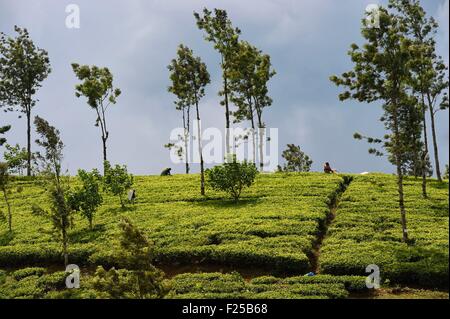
206;158;258;201
103;161;133;208
68;169;103;230
12;267;46;280
37;271;67;291
91;218;169;299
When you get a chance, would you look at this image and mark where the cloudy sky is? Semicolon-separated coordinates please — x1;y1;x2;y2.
0;0;448;175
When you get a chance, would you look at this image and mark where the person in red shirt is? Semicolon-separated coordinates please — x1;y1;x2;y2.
324;162;336;174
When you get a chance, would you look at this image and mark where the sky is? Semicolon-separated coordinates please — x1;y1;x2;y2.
0;0;448;175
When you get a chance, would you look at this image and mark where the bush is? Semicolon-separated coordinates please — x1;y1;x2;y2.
91;218;169;299
68;169;103;230
37;271;68;291
103;161;133;208
12;267;45;280
206;158;258;201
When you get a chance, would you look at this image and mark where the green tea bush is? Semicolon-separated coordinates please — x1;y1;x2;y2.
12;267;45;280
36;271;67;291
103;161;133;208
320;174;449;288
167;272;361;299
0;173;344;273
206;159;258;202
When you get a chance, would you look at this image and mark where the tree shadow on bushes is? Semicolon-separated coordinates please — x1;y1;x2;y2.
428;180;449;190
106;205;137;214
390;245;449;289
0;231;14;246
196;196;263;208
68;224;106;243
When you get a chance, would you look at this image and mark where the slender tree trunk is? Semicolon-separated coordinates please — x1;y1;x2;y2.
184;138;190;174
396;164;409;243
3;190;12;232
96;104;109;174
195;101;205;196
422;96;429;160
26;108;32;176
184;107;190;174
256;111;264;172
102;136;107;174
248;99;256;165
428;101;442;182
62;227;68;267
421;96;428;198
421;153;427;198
250;121;256;165
393;106;408;243
412;129;420;179
222;55;231;157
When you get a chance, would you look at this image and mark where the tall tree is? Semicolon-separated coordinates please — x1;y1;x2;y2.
167;49;192;175
229;41;259;164
390;0;449;182
228;41;276;170
194;8;241;156
253;51;275;171
331;6;417;243
71;64;121;173
168;45;210;195
32;116;72;266
0;26;51;176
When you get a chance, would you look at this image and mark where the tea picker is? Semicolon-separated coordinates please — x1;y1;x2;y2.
128;189;136;204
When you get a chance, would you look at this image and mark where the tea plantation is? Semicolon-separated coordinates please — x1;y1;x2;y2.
320;174;449;288
0;173;448;298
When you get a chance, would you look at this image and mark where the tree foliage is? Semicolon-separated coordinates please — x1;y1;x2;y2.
92;218;168;299
68;169;103;230
2;143;29;175
103;161;133;209
206;157;258;202
330;5;417;242
0;26;51;176
168;44;210;195
0;125;10;146
31;116;72;266
278;144;313;173
390;0;449;182
194;8;241;154
72;64;121;170
228;41;275;170
34;116;64;181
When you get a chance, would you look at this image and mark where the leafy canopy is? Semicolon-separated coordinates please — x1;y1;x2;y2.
92;218;168;299
103;161;133;208
206;157;258;201
68;169;103;230
0;26;51;114
278;144;313;173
